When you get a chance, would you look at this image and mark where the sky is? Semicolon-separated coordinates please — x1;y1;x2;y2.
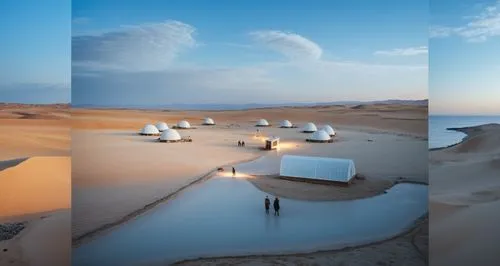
72;0;428;106
430;0;500;115
0;0;71;103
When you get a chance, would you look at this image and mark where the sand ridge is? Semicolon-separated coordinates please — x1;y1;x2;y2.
430;123;500;266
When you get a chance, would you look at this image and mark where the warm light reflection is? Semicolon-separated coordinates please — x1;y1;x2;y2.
277;142;298;150
218;171;252;179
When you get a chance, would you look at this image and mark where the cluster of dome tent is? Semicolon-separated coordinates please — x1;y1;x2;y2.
138;117;335;144
138;118;215;143
255;119;336;143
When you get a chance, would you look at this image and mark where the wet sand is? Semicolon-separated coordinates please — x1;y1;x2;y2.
429;124;500;266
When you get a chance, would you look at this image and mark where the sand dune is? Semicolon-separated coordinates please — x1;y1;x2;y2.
0;105;71;266
0;156;70;266
0;156;70;219
430;124;500;266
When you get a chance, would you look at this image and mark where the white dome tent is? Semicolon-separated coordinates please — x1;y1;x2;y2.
176;120;191;129
139;124;160;136
322;125;336;136
279;120;293;128
280;155;356;185
255;119;270;127
302;122;318;133
306;130;333;143
155;122;169;132
159;129;182;142
202;117;215;125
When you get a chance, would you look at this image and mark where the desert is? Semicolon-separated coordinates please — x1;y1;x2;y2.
0;104;70;266
72;103;429;265
429;123;500;266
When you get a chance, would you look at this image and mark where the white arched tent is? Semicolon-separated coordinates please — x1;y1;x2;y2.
280;155;356;184
177;120;191;129
159;129;182;142
306;130;332;143
155;122;169;132
322;125;336;136
279;120;293;128
139;124;160;136
202;117;215;125
255;119;270;127
302;122;317;133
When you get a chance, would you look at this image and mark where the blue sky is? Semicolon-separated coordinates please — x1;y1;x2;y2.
72;0;428;106
0;0;70;103
430;0;500;115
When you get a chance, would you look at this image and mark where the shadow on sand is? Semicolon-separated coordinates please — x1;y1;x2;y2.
0;157;29;172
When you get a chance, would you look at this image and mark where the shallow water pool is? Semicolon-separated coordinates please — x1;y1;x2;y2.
73;176;428;265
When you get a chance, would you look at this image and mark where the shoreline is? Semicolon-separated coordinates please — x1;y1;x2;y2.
173;213;428;265
429;123;500;151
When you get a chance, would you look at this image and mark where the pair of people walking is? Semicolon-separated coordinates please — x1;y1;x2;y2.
264;196;280;216
237;140;246;147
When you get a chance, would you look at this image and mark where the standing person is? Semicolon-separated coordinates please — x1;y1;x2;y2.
273;197;280;216
264;196;271;214
242;141;245;147
238;140;241;147
232;167;236;176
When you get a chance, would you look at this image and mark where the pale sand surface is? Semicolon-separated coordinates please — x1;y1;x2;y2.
73;104;428;256
0;104;70;266
430;124;500;266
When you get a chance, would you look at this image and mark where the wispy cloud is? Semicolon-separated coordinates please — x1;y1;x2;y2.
431;0;500;42
72;21;427;105
374;46;428;56
72;20;197;71
249;30;322;60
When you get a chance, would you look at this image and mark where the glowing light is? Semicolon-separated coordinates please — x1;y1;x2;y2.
218;171;252;179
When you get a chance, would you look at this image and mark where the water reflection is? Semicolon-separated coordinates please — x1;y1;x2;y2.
73;177;428;266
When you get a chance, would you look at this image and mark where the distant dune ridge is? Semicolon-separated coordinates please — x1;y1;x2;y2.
71;99;428;110
430;123;500;266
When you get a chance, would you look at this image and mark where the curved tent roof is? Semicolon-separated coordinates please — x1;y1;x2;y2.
203;117;215;125
280;120;292;128
155;122;169;132
160;129;181;141
280;155;356;183
177;120;191;129
256;119;270;126
309;130;331;141
140;124;160;135
302;122;317;132
322;125;336;136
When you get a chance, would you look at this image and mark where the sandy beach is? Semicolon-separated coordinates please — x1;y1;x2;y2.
72;103;428;265
0;104;70;266
429;124;500;266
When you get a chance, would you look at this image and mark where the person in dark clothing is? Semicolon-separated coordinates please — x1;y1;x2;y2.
273;197;280;216
238;140;241;147
242;141;245;147
232;167;236;176
264;196;271;214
